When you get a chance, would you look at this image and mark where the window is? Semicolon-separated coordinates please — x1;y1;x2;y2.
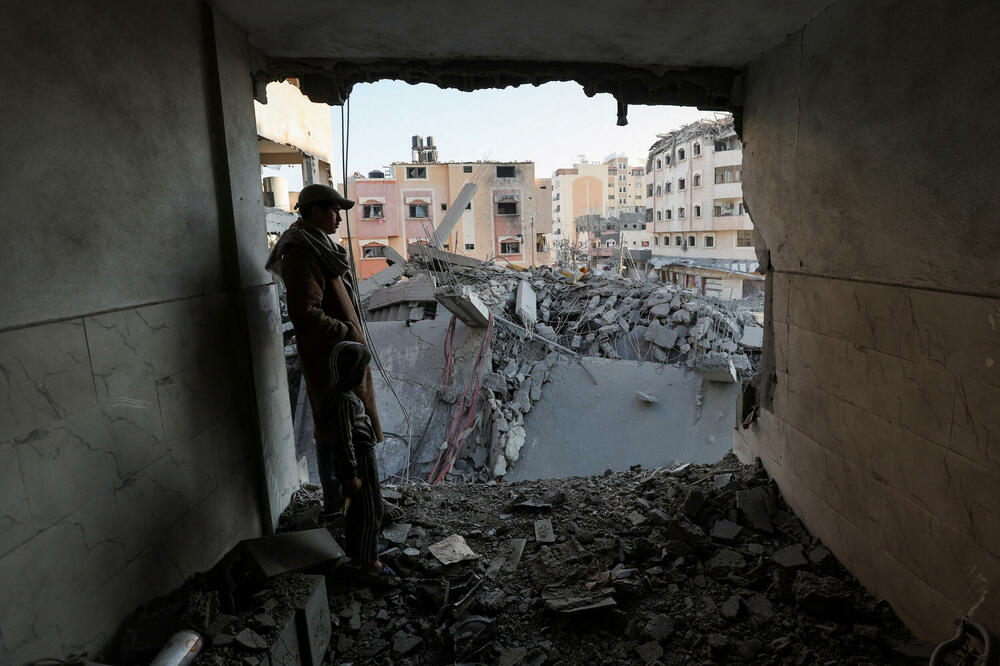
693;173;701;187
647;184;653;196
465;243;475;250
688;235;696;247
714;200;742;217
362;203;383;219
656;159;662;169
656;210;662;221
441;203;447;211
679;178;686;190
675;236;682;246
466;202;472;210
362;245;386;258
694;142;701;156
608;195;614;201
678;148;686;160
678;207;686;219
406;166;427;178
737;230;754;247
694;205;701;217
715;165;743;184
408;203;429;218
665;182;672;193
665;154;671;166
654;236;659;245
705;235;715;248
641;223;646;230
497;201;518;215
463;165;473;173
500;239;520;254
496;165;515;178
656;185;662;196
666;209;672;220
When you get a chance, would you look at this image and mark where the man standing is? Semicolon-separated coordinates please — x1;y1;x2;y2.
266;184;400;522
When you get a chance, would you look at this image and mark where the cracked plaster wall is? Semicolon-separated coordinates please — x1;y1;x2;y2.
735;0;1000;642
0;1;297;661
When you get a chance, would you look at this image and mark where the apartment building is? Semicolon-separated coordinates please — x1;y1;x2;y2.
534;178;553;265
343;146;537;277
645;115;762;299
604;153;646;220
550;160;607;264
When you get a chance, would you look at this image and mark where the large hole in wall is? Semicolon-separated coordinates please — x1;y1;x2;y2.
259;79;766;486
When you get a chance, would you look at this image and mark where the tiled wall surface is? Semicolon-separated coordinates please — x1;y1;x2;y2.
0;293;261;660
736;272;1000;640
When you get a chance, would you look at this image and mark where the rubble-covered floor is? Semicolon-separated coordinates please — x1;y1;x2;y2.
201;455;930;665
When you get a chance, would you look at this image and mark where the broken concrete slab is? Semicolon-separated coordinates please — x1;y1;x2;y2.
693;352;737;383
428;534;479;565
294;575;331;666
515;280;537;327
507;357;739;481
234;529;346;583
740;325;763;349
435;285;490;327
534;518;555;543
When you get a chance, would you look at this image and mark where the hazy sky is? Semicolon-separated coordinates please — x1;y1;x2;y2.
263;80;720;190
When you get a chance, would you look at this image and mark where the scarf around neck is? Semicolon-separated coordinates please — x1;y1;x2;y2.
266;220;353;283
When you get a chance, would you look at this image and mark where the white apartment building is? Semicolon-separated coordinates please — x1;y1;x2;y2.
644;115;762;299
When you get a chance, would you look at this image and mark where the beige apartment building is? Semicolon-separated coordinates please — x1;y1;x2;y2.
645;115;762;299
342;157;538;278
534;178;553;265
604;153;646;220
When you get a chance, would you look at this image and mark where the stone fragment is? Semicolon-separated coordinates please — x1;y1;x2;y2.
713;473;732;488
706;549;747;576
635;391;658;404
664;516;707;549
809;545;833;566
793;571;855;620
671;308;692;325
690;316;713;340
772;544;807;569
738;639;763;658
709;519;743;543
382;523;411;544
534;518;555;543
628;511;647;526
428;534;480;565
737;487;774;533
682;489;705;519
646;509;670;526
505;426;526;462
740;325;764;349
635;640;664;663
720;595;741;619
235;628;267;650
391;631;423;657
649;303;672;318
744;593;774;621
708;634;731;658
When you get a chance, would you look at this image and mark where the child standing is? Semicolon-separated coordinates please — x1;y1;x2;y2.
319;341;394;577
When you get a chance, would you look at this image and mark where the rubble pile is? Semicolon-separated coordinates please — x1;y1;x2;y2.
392;254;762;481
262;455;924;665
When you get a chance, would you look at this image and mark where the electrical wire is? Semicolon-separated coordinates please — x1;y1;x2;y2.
339;99;414;481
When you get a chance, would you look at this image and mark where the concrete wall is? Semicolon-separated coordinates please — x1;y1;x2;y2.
737;0;1000;641
0;2;297;660
254;80;334;164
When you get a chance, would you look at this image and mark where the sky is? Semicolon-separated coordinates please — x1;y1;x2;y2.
263;80;720;190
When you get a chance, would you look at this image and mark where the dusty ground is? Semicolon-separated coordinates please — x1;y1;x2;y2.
272;454;931;665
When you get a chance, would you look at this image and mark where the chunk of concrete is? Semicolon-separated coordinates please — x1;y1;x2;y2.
234;529;346;583
694;352;737;383
294;575;332;666
740;325;764;349
515;280;537;326
435;285;490;327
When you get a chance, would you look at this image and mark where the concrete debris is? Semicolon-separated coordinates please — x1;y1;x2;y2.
357;254;760;483
429;534;480;565
740;324;764;349
115;456;924;665
635;390;658;404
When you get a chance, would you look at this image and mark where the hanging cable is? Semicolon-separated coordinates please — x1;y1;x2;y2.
339;98;414;481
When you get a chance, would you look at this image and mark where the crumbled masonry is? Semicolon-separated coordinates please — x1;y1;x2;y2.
115;455;933;664
350;251;764;481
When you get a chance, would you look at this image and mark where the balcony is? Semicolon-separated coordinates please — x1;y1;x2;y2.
712;181;742;199
712;147;743;167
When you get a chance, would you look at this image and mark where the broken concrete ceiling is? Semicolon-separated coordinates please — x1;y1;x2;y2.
215;0;833;108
